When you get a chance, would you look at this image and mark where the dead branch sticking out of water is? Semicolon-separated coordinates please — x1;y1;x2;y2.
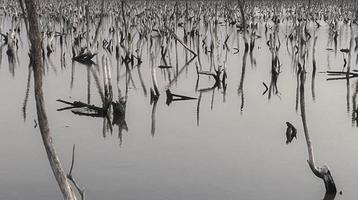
165;25;197;57
311;36;317;101
299;71;337;195
23;0;78;199
238;0;248;51
196;64;224;88
67;144;85;200
57;99;106;117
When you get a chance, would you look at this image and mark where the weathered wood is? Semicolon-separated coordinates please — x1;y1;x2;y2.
57;99;106;117
237;0;248;51
90;0;105;53
23;0;77;199
300;72;337;194
67;144;85;200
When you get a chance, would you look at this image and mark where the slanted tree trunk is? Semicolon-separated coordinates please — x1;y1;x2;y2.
23;0;77;199
299;71;337;195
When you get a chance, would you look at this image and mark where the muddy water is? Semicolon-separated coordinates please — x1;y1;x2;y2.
0;17;357;200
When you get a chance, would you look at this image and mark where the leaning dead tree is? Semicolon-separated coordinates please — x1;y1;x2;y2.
299;71;337;195
22;0;81;199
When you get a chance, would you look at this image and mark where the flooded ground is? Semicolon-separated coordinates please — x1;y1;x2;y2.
1;1;358;199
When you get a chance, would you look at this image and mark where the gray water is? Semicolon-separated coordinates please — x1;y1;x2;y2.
0;17;357;200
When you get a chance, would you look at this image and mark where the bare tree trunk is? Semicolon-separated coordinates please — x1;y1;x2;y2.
23;0;77;199
299;71;337;195
238;0;248;51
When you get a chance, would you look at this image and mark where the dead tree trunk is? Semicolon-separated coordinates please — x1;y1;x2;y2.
299;71;337;194
23;0;77;199
238;0;248;51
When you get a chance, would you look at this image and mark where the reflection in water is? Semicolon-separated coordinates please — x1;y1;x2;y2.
165;89;196;106
326;31;358;128
87;65;91;104
6;0;358;199
112;98;128;145
267;47;281;100
151;98;158;137
22;62;32;121
70;61;75;90
196;92;202;126
165;55;196;89
352;80;358;127
311;36;317;101
266;20;281;100
137;64;148;97
58;57;129;144
238;49;248;112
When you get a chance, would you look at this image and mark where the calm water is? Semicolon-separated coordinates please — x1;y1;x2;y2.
1;16;358;200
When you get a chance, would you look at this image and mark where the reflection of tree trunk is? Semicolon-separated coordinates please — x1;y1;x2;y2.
196;92;202;126
22;63;32;121
137;64;147;96
311;37;317;101
24;0;77;199
150;52;160;98
151;99;158;137
70;61;75;90
346;37;353;113
352;80;358;126
165;56;196;89
299;71;337;195
238;0;248;50
238;50;248;111
87;66;91;104
295;71;300;112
